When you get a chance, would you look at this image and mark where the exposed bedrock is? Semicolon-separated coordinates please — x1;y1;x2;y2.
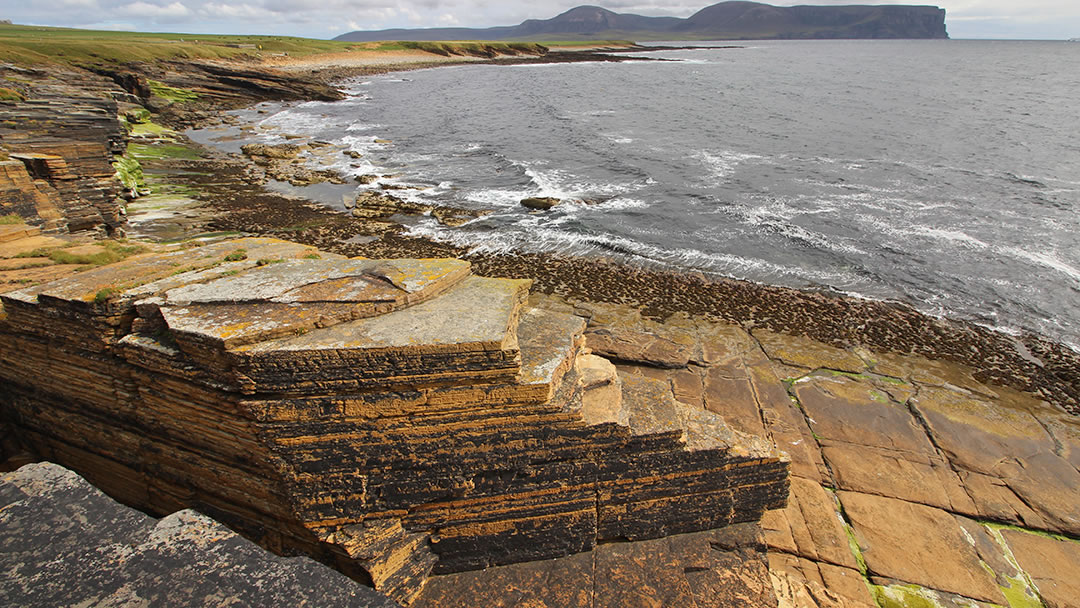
0;237;789;604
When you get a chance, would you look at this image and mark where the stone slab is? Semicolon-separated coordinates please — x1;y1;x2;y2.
153;258;470;349
761;476;858;570
413;524;775;608
240;276;531;354
1002;529;1080;608
0;462;398;608
4;238;322;307
768;553;876;608
794;374;937;456
911;387;1080;535
752;329;867;374
837;491;1006;604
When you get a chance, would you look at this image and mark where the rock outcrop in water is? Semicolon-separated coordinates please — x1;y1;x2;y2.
335;2;949;42
0;237;789;605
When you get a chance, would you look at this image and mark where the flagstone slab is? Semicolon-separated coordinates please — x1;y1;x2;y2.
1002;529;1080;608
911;387;1080;536
838;491;1006;604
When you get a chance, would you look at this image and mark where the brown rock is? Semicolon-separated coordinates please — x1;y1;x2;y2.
415;525;776;608
911;387;1080;535
794;374;936;456
520;196;560;210
704;363;768;439
838;492;1006;604
241;142;303;159
752;329;866;373
1002;529;1080;608
585;327;693;369
761;476;858;570
822;444;975;514
768;553;875;608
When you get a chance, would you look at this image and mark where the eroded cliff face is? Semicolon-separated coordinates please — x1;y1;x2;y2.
0;237;789;605
0;66;128;235
0;59;345;236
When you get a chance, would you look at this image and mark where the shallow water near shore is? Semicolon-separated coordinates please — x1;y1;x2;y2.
192;40;1080;351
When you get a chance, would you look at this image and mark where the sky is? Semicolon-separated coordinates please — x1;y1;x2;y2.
3;0;1079;40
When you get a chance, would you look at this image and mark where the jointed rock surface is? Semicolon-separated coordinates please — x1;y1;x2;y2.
0;237;789;604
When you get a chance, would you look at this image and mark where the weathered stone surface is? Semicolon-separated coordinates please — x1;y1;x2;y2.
577;353;626;426
151;258;470;350
822;444;975;514
414;524;775;608
586;325;694;368
911;387;1080;535
1002;529;1080;608
761;476;857;570
838;491;1006;604
768;553;875;608
752;329;866;374
869;352;1000;399
0;462;398;608
795;374;935;456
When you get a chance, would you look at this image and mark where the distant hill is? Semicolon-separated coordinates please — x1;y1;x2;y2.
334;2;948;42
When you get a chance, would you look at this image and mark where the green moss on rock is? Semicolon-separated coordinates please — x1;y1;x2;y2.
112;154;145;191
147;79;199;103
0;87;23;102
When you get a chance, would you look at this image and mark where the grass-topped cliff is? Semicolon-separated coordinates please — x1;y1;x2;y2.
0;23;619;70
0;23;364;66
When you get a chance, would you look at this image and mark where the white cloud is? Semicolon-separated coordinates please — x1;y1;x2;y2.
6;1;1080;39
198;3;270;19
122;1;192;19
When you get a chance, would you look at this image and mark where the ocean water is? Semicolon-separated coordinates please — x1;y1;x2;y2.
204;40;1080;350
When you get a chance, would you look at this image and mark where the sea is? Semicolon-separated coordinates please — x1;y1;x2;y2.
193;40;1080;351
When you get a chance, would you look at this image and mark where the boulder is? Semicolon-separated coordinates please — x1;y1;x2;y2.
240;142;303;159
520;196;560;210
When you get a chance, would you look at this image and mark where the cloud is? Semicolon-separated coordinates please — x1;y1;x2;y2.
122;1;192;19
6;1;1080;39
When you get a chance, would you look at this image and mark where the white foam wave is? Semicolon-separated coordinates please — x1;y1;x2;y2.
403;218;858;287
345;122;382;132
694;149;770;184
1002;247;1080;282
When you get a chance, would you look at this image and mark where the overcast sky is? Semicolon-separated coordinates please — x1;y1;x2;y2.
5;0;1080;40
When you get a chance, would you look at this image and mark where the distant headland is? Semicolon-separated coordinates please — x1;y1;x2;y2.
334;2;949;43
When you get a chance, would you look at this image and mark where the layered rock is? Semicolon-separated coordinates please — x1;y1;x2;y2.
0;68;128;235
0;237;788;604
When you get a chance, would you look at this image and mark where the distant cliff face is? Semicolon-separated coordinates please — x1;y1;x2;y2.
335;2;948;42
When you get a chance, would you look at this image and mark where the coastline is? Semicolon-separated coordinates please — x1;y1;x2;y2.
151;49;1079;415
3;41;1080;607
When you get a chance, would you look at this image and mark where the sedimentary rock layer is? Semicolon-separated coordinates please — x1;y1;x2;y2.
0;238;788;604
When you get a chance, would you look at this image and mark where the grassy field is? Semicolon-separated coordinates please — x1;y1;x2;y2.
0;23;634;69
0;23;363;67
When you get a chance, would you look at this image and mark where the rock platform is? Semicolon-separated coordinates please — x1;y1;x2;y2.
537;295;1080;607
0;237;789;605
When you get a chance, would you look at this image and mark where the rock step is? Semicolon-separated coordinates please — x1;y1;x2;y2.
517;307;587;403
0;224;41;242
150;258;471;351
617;372;776;457
0;462;399;608
328;518;438;606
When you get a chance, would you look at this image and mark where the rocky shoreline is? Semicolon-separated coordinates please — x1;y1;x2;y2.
3;44;1080;607
162;127;1080;417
